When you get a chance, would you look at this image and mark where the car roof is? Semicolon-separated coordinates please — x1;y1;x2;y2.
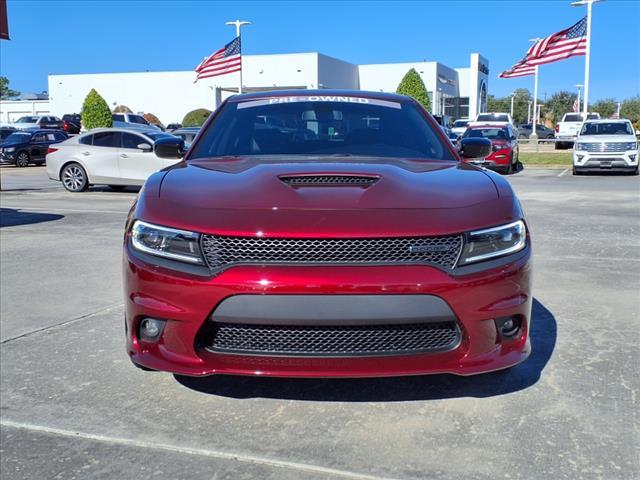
227;89;415;104
582;118;630;124
82;128;157;135
468;123;510;129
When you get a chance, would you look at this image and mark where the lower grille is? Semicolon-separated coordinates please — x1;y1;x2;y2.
204;322;461;357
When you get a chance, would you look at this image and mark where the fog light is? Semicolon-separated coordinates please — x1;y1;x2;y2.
498;316;521;337
139;318;165;342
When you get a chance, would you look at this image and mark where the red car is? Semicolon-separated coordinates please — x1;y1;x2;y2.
124;90;532;378
461;124;520;174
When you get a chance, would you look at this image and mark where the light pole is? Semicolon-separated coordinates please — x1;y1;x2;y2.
225;19;251;94
571;0;603;117
575;84;583;112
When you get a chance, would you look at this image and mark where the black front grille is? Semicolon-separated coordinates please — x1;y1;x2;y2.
204;322;460;357
200;234;463;270
279;175;379;187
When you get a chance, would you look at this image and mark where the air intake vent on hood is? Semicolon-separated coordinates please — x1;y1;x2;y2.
279;175;379;187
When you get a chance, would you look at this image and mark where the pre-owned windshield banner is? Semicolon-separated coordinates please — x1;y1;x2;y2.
237;96;401;110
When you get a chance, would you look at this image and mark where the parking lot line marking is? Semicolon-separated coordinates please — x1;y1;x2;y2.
0;420;398;480
557;168;569;177
0;303;124;345
0;206;129;215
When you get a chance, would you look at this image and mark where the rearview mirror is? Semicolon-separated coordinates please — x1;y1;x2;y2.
154;137;185;159
137;143;152;152
459;137;492;159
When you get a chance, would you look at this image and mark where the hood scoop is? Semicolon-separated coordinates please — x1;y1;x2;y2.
279;174;380;188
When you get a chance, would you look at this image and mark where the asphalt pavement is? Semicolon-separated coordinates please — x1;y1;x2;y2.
1;165;638;480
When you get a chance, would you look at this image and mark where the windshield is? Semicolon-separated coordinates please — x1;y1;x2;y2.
476;114;509;122
580;122;634;136
3;132;32;144
453;120;468;128
463;128;509;140
15;116;39;123
189;96;454;160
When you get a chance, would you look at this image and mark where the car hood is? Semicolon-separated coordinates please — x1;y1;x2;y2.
576;135;636;143
141;156;520;237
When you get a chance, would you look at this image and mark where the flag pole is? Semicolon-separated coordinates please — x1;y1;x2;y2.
528;38;542;140
572;0;601;117
226;19;251;94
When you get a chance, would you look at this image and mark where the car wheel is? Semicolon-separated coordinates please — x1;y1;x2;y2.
631;167;639;176
572;166;584;176
15;151;30;167
61;163;89;192
108;185;127;191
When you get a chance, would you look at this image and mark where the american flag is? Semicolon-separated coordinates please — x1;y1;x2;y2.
572;97;580;112
525;17;587;66
194;36;241;82
499;58;536;78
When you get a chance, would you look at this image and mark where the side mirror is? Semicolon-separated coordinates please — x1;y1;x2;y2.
137;143;152;152
154;137;185;159
459;137;492;159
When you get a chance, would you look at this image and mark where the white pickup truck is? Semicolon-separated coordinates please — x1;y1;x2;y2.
555;112;600;149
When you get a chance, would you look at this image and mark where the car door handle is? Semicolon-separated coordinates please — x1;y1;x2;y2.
120;154;128;158
82;151;91;156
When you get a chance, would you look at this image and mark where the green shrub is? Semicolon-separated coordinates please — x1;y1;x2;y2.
396;68;431;112
182;108;212;127
81;89;112;129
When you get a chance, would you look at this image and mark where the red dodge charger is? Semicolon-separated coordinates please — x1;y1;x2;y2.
124;90;532;378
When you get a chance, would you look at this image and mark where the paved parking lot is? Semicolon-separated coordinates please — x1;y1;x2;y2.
1;165;638;480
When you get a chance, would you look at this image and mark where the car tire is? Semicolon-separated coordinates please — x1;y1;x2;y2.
631;167;639;176
108;185;127;191
15;151;30;168
61;163;89;192
572;166;584;176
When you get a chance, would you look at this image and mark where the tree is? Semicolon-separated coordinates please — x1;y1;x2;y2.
113;105;133;113
81;89;112;130
396;68;431;112
543;91;577;123
591;98;617;118
620;96;640;130
182;108;212;127
143;112;163;128
0;76;20;99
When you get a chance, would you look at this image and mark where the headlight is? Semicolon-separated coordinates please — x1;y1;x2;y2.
131;220;204;264
459;220;527;265
4;147;15;153
575;143;587;151
625;142;638;150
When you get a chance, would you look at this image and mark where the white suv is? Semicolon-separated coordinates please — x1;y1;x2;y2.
573;119;639;175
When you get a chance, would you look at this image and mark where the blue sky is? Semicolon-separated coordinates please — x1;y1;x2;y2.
1;0;638;101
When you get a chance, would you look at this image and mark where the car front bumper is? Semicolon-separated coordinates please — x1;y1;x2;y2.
573;150;639;172
124;244;533;378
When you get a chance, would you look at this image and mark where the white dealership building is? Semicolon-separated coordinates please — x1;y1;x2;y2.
7;52;489;125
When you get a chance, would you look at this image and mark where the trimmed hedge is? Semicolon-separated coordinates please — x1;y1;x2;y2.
396;68;431;112
182;108;212;127
81;89;112;129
